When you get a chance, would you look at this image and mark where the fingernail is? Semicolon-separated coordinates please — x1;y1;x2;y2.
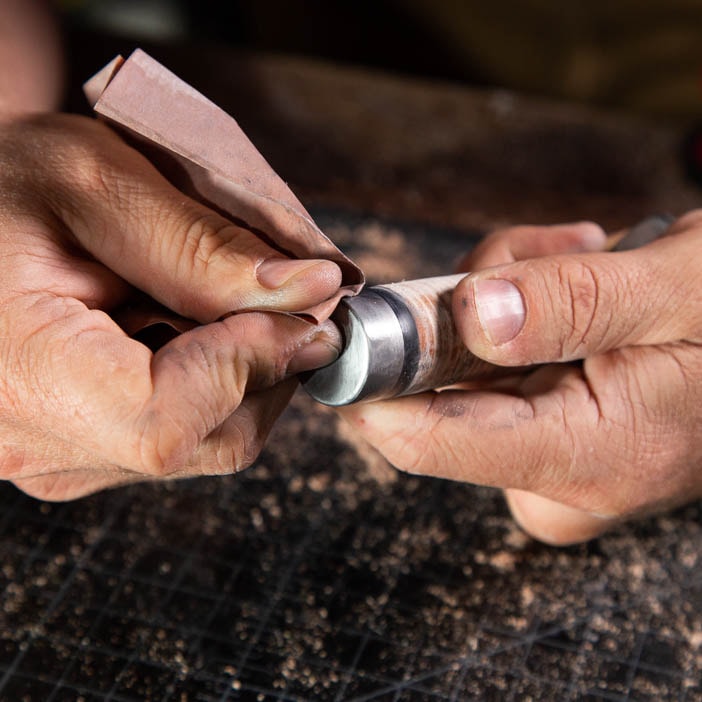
473;278;525;345
257;258;339;290
287;321;343;375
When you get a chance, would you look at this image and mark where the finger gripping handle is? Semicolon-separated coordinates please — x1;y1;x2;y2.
302;215;674;406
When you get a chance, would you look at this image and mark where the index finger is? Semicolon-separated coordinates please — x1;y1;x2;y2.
12;116;342;323
457;222;607;272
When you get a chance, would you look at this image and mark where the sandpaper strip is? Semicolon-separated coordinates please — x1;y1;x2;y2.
84;49;364;328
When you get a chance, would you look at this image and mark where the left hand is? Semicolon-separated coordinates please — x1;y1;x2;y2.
0;114;343;501
338;216;702;545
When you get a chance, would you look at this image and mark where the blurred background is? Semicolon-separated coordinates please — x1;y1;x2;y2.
61;0;702;122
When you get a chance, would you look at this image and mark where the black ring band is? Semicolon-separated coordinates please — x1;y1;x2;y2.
368;287;420;396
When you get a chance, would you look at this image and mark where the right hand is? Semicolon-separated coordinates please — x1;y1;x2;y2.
0;113;342;500
338;218;702;545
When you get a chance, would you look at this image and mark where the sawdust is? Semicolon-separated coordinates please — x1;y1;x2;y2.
521;584;536;608
323;220;416;283
475;549;517;572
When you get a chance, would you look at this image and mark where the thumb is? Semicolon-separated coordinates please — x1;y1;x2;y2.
452;229;702;365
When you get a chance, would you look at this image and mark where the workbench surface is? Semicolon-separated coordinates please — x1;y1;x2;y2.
0;39;700;701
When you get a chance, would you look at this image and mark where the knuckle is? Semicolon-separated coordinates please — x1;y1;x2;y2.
216;416;265;474
394;436;441;476
183;210;268;271
551;258;610;358
380;404;468;478
127;411;196;477
67;148;114;199
176;212;252;317
38;118;150;221
55;148;139;232
366;423;431;475
52;133;124;204
180;211;232;265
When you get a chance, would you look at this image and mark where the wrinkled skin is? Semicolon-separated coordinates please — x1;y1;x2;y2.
0;113;342;500
339;217;702;545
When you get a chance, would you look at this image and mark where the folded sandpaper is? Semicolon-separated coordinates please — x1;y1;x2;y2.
83;49;364;335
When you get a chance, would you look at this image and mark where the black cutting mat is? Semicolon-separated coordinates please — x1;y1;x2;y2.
0;212;700;701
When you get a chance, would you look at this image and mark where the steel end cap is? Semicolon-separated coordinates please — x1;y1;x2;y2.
301;292;405;406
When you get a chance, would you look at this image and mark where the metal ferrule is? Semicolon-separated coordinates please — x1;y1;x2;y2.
301;291;411;406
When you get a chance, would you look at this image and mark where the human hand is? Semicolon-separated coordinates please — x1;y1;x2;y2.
338;215;702;544
0;113;342;500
